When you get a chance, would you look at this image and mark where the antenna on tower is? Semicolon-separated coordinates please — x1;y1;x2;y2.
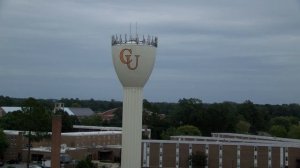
135;22;138;37
130;23;132;41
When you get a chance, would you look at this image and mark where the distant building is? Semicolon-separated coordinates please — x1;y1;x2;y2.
53;103;95;117
0;106;94;117
99;107;165;122
4;130;122;162
67;107;94;117
99;108;120;121
4;130;300;167
0;106;22;117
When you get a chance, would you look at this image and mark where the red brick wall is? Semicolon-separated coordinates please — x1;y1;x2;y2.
240;146;254;168
51;115;62;168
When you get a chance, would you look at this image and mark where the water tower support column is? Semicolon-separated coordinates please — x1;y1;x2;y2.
121;87;143;168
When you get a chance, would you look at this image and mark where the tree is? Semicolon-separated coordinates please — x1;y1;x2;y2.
0;97;52;167
202;102;238;135
270;117;291;130
161;127;177;140
22;98;52;168
288;125;300;139
80;115;102;126
109;108;123;127
176;125;201;136
172;98;204;127
236;120;251;134
269;125;287;138
0;129;8;160
143;110;169;139
161;125;201;140
76;157;95;168
270;116;298;131
143;99;159;113
238;100;266;133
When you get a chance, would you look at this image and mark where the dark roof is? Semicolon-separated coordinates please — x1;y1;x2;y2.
68;107;94;117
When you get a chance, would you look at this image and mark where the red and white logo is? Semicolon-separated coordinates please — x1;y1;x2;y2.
119;48;140;70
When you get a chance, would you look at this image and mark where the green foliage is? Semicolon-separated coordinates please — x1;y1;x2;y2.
288;125;300;139
0;129;8;158
80;115;102;126
0;97;52;132
175;98;203;126
143;99;159;113
176;125;201;136
1;95;300;139
143;110;169;139
0;97;52;167
236;120;251;134
161;125;201;139
161;127;177;140
269;125;287;138
109;108;123;127
270;116;298;131
0;110;24;130
238;100;267;133
76;157;95;168
202;102;238;135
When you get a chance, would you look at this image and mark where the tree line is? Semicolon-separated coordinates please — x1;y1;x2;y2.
143;98;300;139
1;96;300;140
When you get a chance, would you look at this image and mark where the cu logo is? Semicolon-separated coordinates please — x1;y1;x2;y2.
119;48;140;70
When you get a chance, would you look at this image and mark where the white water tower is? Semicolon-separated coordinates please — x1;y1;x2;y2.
111;34;157;168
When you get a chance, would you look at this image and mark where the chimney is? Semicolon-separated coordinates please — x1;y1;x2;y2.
51;115;62;168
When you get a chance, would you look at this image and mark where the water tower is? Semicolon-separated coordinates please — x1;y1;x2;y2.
111;34;157;168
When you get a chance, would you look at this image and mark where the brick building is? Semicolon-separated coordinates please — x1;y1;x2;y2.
143;133;300;168
4;130;300;168
4;130;122;162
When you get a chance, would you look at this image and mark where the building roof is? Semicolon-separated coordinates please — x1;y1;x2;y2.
1;106;94;117
61;131;121;136
67;107;94;117
60;108;74;116
99;108;120;121
4;130;121;137
0;106;22;113
4;130;20;135
169;133;300;148
73;125;122;131
72;125;151;132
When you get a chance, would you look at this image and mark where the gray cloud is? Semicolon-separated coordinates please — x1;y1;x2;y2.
0;0;300;104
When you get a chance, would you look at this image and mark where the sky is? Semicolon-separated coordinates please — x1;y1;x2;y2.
0;0;300;104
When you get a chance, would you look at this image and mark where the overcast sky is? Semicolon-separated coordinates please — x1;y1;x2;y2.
1;0;300;104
